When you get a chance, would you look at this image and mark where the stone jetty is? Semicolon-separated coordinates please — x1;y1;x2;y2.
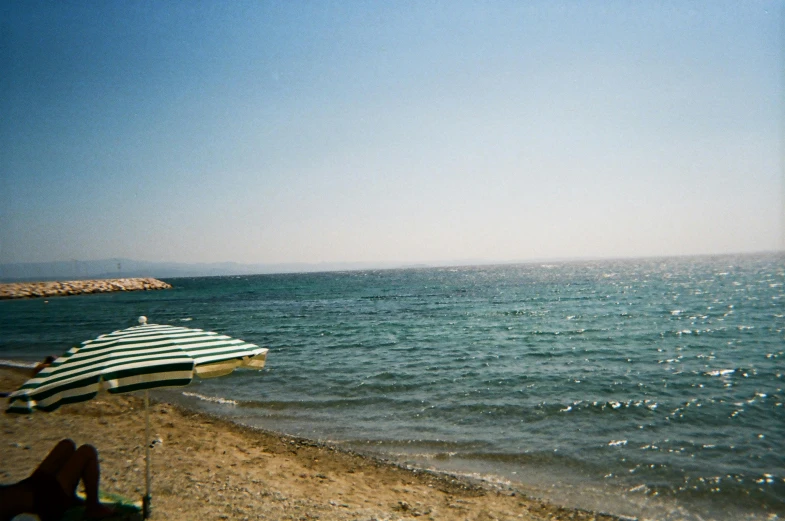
0;278;172;300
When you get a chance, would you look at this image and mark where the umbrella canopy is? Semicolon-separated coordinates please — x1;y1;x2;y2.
7;316;268;413
6;316;268;518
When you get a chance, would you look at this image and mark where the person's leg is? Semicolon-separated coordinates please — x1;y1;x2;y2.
54;444;114;518
55;444;98;500
31;439;76;477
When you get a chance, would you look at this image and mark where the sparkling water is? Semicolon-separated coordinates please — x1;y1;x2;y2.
2;253;783;520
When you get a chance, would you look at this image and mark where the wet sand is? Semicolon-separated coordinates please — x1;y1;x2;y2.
1;367;623;521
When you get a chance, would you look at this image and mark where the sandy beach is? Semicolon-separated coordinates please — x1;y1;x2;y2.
0;367;624;521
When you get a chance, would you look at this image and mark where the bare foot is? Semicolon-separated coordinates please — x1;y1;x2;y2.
85;503;116;520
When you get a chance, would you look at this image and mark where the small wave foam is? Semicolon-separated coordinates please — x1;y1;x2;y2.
705;369;735;377
0;359;36;369
181;391;237;406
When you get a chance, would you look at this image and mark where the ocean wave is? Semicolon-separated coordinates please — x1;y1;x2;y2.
237;395;419;410
705;369;735;377
181;391;237;405
0;359;36;369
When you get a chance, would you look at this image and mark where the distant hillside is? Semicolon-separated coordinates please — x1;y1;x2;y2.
0;258;435;282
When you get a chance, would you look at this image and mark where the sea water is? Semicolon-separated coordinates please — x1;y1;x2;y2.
1;253;783;520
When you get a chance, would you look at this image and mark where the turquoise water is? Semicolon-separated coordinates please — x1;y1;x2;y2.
2;253;783;520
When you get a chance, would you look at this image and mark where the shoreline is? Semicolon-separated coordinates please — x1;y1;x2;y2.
0;366;624;521
0;278;172;300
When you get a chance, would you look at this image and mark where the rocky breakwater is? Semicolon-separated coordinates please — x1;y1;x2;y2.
0;278;172;300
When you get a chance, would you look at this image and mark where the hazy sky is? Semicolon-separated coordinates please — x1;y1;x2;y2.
2;1;783;266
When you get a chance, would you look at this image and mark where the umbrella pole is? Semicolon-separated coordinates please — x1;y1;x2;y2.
143;390;152;519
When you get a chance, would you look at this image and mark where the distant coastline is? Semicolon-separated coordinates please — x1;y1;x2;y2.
2;251;782;282
0;277;172;300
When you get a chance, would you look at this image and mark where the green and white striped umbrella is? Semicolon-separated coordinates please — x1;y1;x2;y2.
6;316;268;518
7;316;268;413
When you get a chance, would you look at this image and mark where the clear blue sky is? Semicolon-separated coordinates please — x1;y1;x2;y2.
2;1;783;265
